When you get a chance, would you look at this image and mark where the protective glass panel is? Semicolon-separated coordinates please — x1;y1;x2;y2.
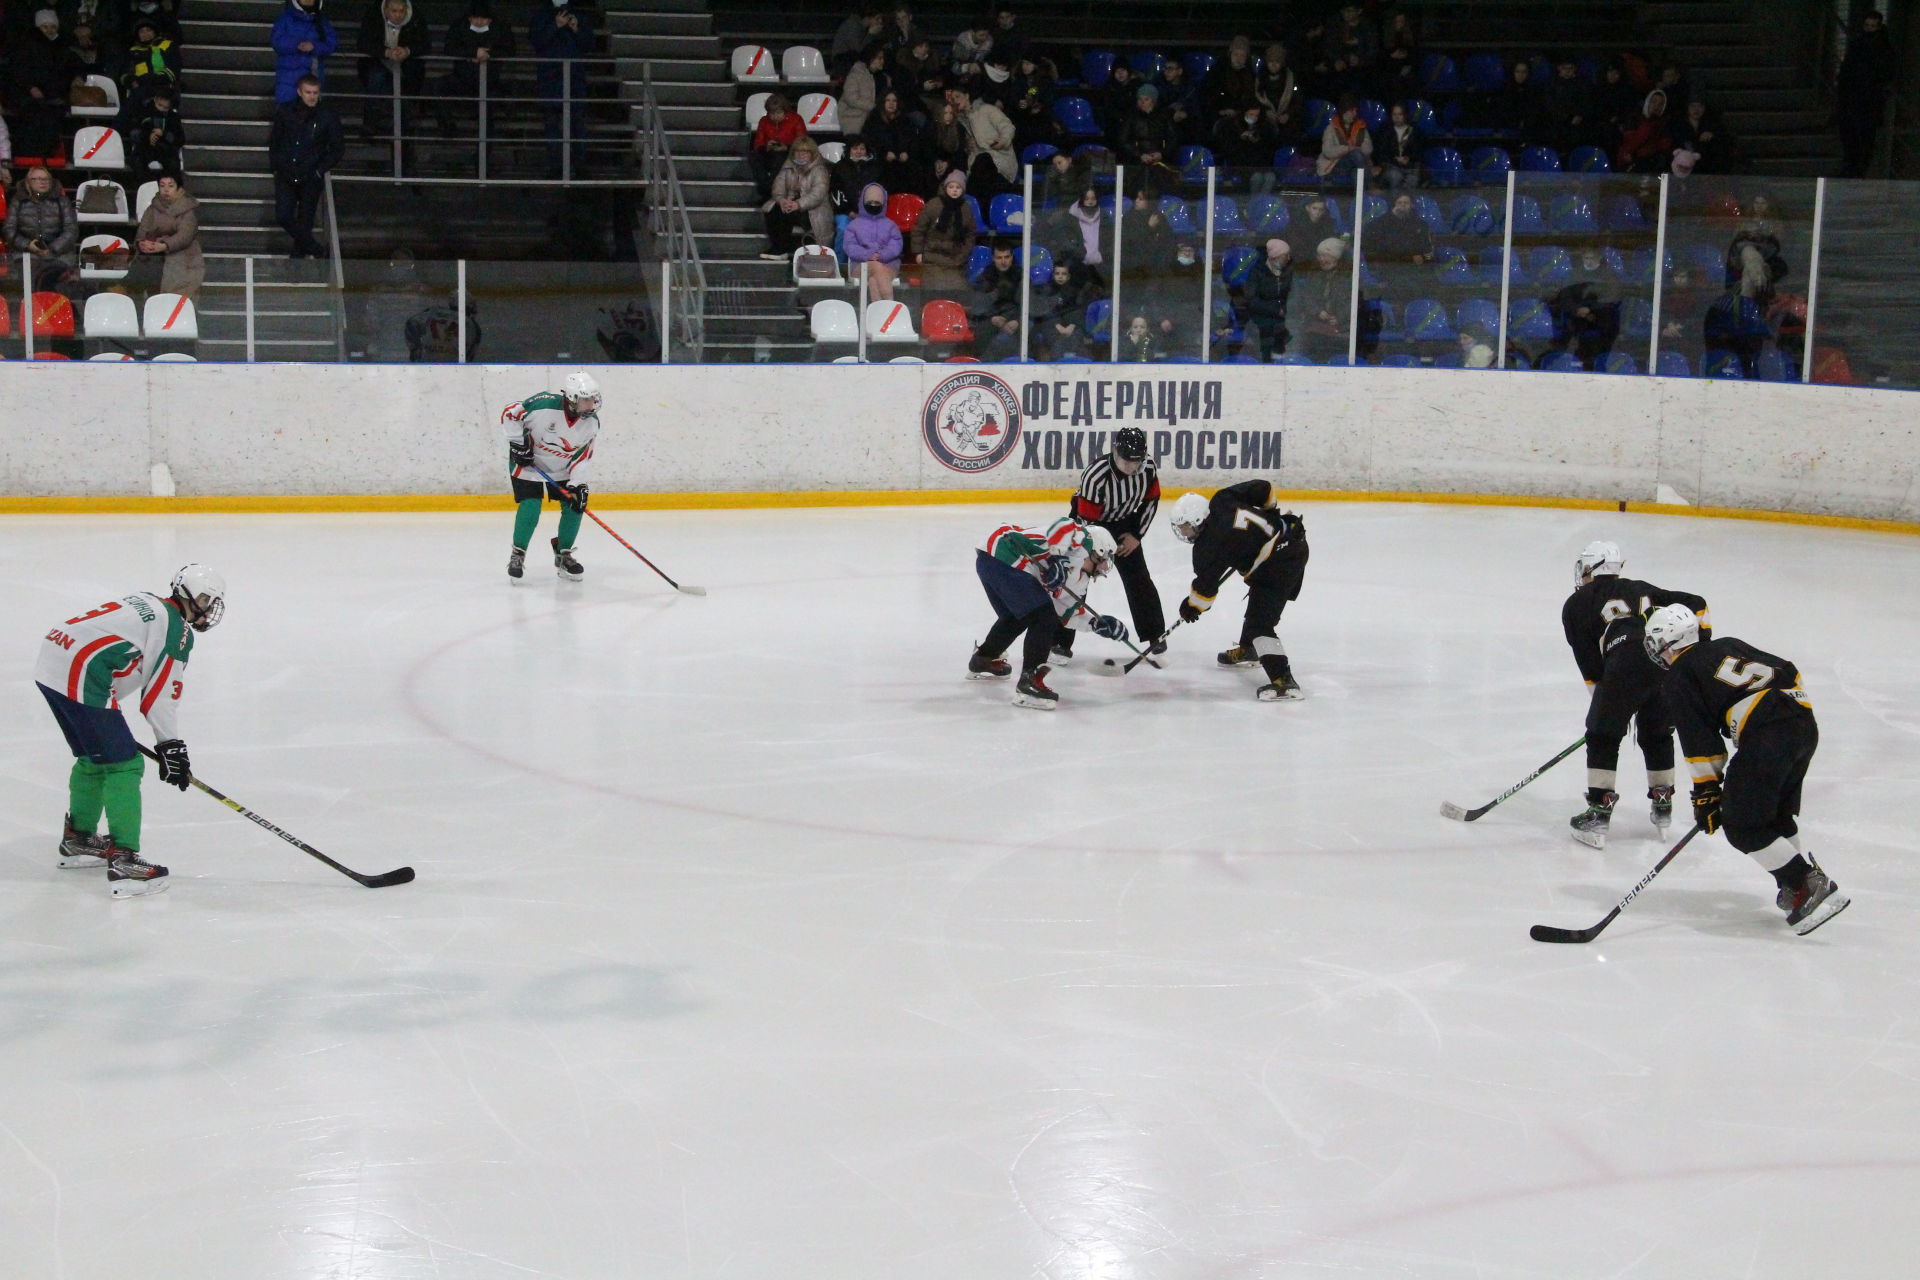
1507;170;1665;375
1658;176;1818;382
1023;153;1113;362
1804;180;1915;388
340;256;458;363
460;261;657;364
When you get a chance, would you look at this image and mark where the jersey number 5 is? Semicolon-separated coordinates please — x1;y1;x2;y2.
1714;657;1775;691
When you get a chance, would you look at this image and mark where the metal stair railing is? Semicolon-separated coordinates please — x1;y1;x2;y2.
637;59;707;361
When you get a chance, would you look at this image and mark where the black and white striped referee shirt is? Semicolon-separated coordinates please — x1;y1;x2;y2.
1071;453;1161;539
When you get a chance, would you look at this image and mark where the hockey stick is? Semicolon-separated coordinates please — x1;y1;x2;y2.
1439;736;1586;822
1087;618;1187;677
526;461;706;596
1530;823;1703;944
137;745;416;888
1054;581;1164;671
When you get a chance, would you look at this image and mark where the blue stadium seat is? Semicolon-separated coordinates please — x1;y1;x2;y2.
1655;350;1692;377
1456;297;1500;335
989;194;1024;235
1620;297;1654;338
1434;350;1466;368
1129;50;1165;78
1424;146;1466;188
1366;298;1403;343
1508;297;1555;341
1405;298;1457;341
1220;245;1258;286
965;194;985;230
1598;351;1639;374
1479;248;1527;286
1549;194;1599;233
1601;196;1647;232
1212;297;1244;344
1081;51;1116;88
1528;245;1573;286
966;245;992;286
1448;193;1494;234
1576;54;1601;83
1321;195;1348;233
1463;54;1506;92
1211;195;1248;234
1505;194;1546;235
1358;99;1388;132
1182;52;1217;82
1527;55;1553;85
1053;96;1101;137
1405;99;1439;133
1057;353;1093;363
1020;142;1059;167
1412;194;1445;231
1683;242;1725;281
1419;53;1461;92
1271;144;1297;172
1026;244;1054;286
1223;353;1258;363
1177;145;1215;185
1159;195;1197;236
1569;146;1612;173
1275;353;1315;365
1304;98;1335;135
1434;245;1475;285
1469;146;1512;179
1085;299;1112;340
1627;247;1673;284
1539;350;1583;372
1518;145;1563;172
1247;193;1289;234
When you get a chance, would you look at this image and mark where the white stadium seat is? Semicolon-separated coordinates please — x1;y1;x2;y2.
830;355;865;363
143;293;198;341
864;300;917;342
816;141;845;165
782;46;830;85
887;356;926;363
792;245;844;288
80;233;131;279
83;292;140;338
731;45;777;83
134;180;159;222
72;125;126;170
69;75;120;119
796;92;840;133
744;91;771;132
809;299;857;342
151;353;199;361
87;352;136;360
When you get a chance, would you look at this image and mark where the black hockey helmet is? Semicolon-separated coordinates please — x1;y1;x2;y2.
1113;427;1147;461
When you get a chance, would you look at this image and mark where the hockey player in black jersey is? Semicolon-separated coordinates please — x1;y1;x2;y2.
1053;427;1166;664
1560;540;1711;847
1644;604;1849;935
1168;481;1309;701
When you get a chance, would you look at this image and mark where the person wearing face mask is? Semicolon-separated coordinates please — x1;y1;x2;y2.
356;0;428;143
439;0;516;141
759;136;833;259
841;181;902;299
271;0;338;104
1143;240;1213;358
1212;102;1277;194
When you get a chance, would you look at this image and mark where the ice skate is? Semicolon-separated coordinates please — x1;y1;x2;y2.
967;645;1011;680
551;538;584;582
1012;665;1059;710
1569;790;1618;849
1049;638;1074;664
1779;859;1850;936
1649;785;1675;832
58;815;110;869
106;845;169;898
1255;672;1305;701
507;545;526;582
1217;645;1257;668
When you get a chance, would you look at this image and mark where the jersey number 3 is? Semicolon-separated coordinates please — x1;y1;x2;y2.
1714;657;1775;690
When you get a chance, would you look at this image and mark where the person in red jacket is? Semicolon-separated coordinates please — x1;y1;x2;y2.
750;93;807;197
1616;89;1674;174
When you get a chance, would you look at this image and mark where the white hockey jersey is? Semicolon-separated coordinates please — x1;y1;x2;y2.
502;390;601;484
35;592;195;740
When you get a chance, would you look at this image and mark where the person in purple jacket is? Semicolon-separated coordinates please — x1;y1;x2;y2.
841;181;903;299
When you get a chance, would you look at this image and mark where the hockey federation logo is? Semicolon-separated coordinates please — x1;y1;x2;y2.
922;372;1023;474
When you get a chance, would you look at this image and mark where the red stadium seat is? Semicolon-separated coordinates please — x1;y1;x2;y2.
886;193;924;235
920;299;973;343
24;291;75;337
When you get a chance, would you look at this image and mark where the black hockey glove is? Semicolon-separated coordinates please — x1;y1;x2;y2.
1037;555;1067;591
508;432;533;469
155;739;191;791
563;483;589;513
1091;614;1128;643
1178;598;1204;624
1691;781;1723;835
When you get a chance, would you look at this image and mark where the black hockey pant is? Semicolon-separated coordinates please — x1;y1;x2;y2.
1585;643;1676;778
1240;543;1308;682
1722;716;1817;856
1053;543;1165;654
976;550;1061;674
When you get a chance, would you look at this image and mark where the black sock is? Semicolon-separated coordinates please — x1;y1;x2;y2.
1020;608;1056;674
1259;654;1291;683
1586;787;1614;806
1772;854;1811;890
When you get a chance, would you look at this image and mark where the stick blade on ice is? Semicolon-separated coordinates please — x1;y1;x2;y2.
364;866;417;888
1088;658;1127;678
677;584;708;596
1529;924;1594;945
1439;800;1471;821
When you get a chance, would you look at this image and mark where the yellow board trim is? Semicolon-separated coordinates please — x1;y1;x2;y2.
3;487;1920;535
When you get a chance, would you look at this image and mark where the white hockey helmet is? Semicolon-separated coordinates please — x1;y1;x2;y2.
1080;524;1118;575
1574;539;1624;586
171;563;227;632
561;370;603;415
1169;492;1210;543
1642;602;1700;668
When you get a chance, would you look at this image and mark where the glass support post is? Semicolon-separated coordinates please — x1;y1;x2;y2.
1199;165;1216;361
1496;170;1515;368
1109;164;1124;363
1803;177;1827;383
1648;174;1671;374
1019;163;1033;363
1346;167;1364;367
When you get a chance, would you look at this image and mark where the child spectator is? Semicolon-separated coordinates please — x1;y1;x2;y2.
1118;313;1156;362
750;93;806;198
133;170;202;298
909;168;978;291
1458;327;1495;367
271;0;339;104
123;16;181;107
126;84;185;173
758;136;832;259
842;181;903;299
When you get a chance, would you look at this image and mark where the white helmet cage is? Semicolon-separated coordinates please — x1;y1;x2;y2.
1169;492;1210;544
171;563;227;632
1642;602;1700;668
1574;539;1625;586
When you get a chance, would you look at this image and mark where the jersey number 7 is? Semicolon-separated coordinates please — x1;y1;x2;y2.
1232;508;1275;537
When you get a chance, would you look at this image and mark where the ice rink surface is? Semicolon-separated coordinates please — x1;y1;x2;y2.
3;500;1919;1279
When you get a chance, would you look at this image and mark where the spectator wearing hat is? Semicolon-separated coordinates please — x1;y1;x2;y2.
1244;238;1294;362
1204;35;1260;122
1617;89;1675;174
126;83;185;173
357;0;429;142
1300;237;1352;362
134;170;203;299
759;136;833;260
123;14;181;107
842;181;903;299
1117;81;1178;194
1256;42;1298;138
909;167;978;291
1838;8;1897;177
13;11;72;159
1322;3;1378;97
439;0;516;140
271;0;338;104
1457;327;1495;367
1316;94;1375;180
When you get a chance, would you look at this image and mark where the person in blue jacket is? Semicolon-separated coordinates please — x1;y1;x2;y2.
528;0;595;174
271;0;339;104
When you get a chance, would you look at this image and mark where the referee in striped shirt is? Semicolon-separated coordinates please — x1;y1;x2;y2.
1054;427;1167;660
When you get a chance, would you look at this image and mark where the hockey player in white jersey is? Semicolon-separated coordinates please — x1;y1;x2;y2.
33;565;226;896
968;517;1126;709
502;370;603;582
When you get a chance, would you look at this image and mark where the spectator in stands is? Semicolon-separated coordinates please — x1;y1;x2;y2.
949;19;992;81
1285;191;1342;263
1256;42;1298;139
0;112;10;170
866;91;924;194
911;168;978;290
1033;258;1094;359
1727;224;1787;306
269;74;345;258
1671;97;1735;174
927;98;967;173
1155;58;1200;146
12;11;72;161
883;5;917;55
967;240;1022;357
841;44;888;138
1544;53;1594;155
123;15;181;106
133;170;202;299
759;136;832;259
7;165;79;288
1838;8;1897;177
1494;59;1552;147
829;5;883;76
1099;62;1139;134
1367;192;1431;266
750;93;805;198
991;7;1027;68
832;134;882;206
63;0;126;62
1121;187;1172;269
1548;261;1620;370
1118;313;1156;362
1245;238;1293;362
952;84;1017;196
65;18;115;85
1058;185;1107;274
1321;3;1377;97
1214;104;1278;194
1142;239;1210;355
271;0;338;104
1205;37;1258;124
1299;237;1351;361
1655;62;1691;114
528;0;595;177
126;83;185;173
1005;53;1059;151
1116;83;1177;194
357;0;428;141
438;0;515;141
1457;327;1494;367
1316;94;1375;182
842;181;902;299
1617;89;1674;173
1379;9;1417;97
1592;57;1639;153
1037;148;1087;209
1377;100;1419;188
896;35;945;119
127;0;182;43
1704;288;1769;378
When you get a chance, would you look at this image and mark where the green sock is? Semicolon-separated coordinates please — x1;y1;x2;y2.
69;759;107;832
99;757;143;852
556;503;583;551
512;497;542;550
